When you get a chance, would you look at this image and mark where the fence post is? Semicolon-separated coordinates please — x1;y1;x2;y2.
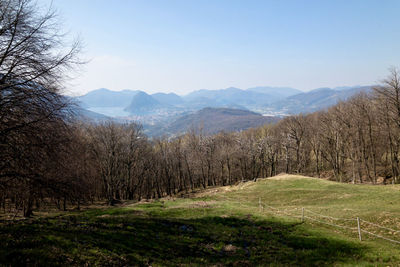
357;217;362;241
302;207;304;222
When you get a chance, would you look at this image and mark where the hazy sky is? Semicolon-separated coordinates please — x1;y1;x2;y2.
40;0;400;96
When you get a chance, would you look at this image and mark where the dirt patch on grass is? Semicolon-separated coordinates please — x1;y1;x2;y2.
169;200;218;209
172;201;218;209
337;193;353;199
97;209;144;218
190;201;217;208
98;214;112;218
208;186;236;194
269;174;314;180
189;185;240;198
222;244;239;253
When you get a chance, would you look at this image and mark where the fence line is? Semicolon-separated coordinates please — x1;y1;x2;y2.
303;215;357;230
221;197;400;245
261;202;302;219
359;219;400;234
303;208;356;221
257;200;400;246
360;229;400;245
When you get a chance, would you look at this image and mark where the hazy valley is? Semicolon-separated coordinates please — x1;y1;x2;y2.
75;85;372;136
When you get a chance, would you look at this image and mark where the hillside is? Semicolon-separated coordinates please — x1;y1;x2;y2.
247;86;302;98
154;107;280;136
183;87;295;108
269;86;373;114
2;175;400;266
70;106;111;122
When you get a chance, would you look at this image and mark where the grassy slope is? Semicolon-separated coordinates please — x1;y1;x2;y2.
1;175;400;266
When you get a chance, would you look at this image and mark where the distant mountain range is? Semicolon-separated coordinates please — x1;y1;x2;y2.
72;85;375;136
182;87;298;108
76;86;302;114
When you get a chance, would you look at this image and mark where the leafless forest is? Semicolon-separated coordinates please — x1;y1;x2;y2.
2;68;400;217
1;0;400;217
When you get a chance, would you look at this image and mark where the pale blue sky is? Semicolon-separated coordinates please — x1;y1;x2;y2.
40;0;400;95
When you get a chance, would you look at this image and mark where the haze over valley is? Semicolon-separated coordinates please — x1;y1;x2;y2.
75;85;372;136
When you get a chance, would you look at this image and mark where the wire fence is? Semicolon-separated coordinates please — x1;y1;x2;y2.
255;197;400;246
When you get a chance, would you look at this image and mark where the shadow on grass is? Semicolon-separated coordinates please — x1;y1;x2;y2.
0;210;366;266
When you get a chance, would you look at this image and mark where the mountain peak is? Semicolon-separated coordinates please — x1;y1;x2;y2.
124;91;162;114
77;88;139;108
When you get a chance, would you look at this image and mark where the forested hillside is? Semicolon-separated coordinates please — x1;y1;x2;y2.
149;107;280;136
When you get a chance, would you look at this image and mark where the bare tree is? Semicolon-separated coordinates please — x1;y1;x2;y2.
374;68;400;182
0;0;81;216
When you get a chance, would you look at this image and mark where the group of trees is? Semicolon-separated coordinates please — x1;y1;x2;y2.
5;71;400;216
0;0;83;216
268;71;400;185
1;0;400;217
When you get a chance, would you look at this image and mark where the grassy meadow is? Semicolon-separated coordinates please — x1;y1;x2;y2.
1;175;400;266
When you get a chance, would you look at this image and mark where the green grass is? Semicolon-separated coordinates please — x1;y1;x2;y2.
1;175;400;266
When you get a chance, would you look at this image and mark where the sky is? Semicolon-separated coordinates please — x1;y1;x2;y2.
39;0;400;96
